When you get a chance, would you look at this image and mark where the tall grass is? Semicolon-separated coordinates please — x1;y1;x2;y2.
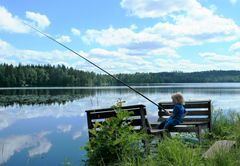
204;145;240;166
202;109;240;166
211;109;240;141
155;137;201;166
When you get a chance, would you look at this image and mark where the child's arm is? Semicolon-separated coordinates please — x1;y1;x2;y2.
170;106;178;117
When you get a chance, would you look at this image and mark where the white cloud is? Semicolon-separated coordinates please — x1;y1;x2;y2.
57;124;72;133
72;131;82;140
0;6;50;33
153;58;216;72
0;39;82;67
28;139;52;157
82;26;137;46
0;112;15;131
0;132;51;164
82;6;240;49
121;0;194;18
26;11;50;29
1;38;240;76
56;35;71;43
0;135;32;164
145;12;240;44
209;5;217;12
87;48;240;72
147;48;180;58
82;0;240;50
230;42;240;51
199;52;240;68
230;0;238;4
0;39;13;55
0;102;87;131
71;28;81;36
0;6;29;33
88;48;153;70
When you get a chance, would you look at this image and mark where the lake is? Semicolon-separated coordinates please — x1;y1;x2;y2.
0;83;240;165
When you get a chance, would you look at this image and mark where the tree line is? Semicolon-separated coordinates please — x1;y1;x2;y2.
0;63;240;87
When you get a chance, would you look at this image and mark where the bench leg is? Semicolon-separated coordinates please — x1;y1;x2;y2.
197;125;202;144
160;129;171;138
166;130;171;138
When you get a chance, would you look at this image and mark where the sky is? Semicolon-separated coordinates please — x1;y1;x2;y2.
0;0;240;73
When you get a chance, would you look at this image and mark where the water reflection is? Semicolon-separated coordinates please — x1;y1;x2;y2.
0;105;86;131
72;131;82;140
0;83;239;165
0;89;95;107
1;84;240;107
57;124;72;133
0;131;52;165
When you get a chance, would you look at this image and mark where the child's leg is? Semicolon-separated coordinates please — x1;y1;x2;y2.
164;119;179;130
164;122;174;131
158;120;166;129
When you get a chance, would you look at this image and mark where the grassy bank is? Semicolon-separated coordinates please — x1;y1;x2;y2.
83;105;240;166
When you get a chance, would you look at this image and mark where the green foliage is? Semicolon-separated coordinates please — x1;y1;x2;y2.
83;106;240;166
1;63;240;87
115;137;202;166
84;102;147;165
202;109;240;165
155;137;202;166
204;145;240;166
210;110;240;140
0;64;112;87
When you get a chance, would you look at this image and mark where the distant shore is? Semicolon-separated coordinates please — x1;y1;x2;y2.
1;64;240;87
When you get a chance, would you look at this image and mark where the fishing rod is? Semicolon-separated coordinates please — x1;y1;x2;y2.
23;22;168;112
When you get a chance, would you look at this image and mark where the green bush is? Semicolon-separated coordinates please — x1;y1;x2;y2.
84;102;147;165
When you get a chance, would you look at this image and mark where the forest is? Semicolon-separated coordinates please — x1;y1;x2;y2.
0;63;240;87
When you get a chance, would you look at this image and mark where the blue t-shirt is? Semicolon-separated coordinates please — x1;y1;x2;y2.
171;103;186;123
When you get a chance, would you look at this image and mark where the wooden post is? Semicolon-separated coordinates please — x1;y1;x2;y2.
139;105;147;131
139;105;150;154
208;100;212;132
86;111;93;138
197;125;202;144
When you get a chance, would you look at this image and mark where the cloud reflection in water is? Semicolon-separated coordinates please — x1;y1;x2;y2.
0;131;51;164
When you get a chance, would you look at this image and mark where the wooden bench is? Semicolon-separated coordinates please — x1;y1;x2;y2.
157;100;212;142
86;104;163;138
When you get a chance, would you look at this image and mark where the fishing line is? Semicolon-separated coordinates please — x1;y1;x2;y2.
23;22;167;112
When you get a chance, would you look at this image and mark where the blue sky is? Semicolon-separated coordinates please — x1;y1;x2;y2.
0;0;240;73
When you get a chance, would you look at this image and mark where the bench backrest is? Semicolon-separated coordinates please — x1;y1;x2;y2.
158;100;212;130
86;104;149;136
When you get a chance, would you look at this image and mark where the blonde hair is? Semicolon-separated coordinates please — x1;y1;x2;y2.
171;92;185;105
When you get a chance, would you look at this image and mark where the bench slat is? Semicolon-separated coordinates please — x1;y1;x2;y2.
158;110;210;116
89;108;146;119
159;117;210;122
159;100;210;104
86;104;145;112
91;119;148;128
159;103;210;109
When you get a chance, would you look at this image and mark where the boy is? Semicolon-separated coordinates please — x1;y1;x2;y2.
158;93;186;130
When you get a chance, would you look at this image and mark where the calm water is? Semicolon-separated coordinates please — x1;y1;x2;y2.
0;83;240;165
